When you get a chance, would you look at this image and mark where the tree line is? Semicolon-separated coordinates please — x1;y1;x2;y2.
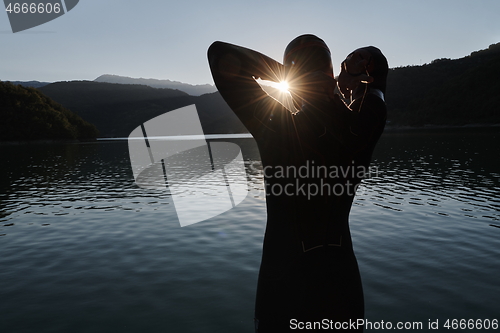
385;42;500;126
0;81;98;141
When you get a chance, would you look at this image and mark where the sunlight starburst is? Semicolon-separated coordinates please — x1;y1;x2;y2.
276;81;290;93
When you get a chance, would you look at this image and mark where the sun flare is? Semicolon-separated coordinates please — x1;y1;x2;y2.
276;81;290;93
254;78;296;113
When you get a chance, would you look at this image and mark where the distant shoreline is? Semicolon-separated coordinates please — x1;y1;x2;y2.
95;123;499;141
383;123;500;132
0;139;93;146
1;124;498;145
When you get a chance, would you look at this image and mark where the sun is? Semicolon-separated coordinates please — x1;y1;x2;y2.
276;81;290;93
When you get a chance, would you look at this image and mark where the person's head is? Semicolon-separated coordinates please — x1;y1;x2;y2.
283;34;334;79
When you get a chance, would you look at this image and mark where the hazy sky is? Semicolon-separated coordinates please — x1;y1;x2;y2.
2;0;500;85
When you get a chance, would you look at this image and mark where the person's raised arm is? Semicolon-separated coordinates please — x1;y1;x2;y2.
208;42;284;108
208;41;295;139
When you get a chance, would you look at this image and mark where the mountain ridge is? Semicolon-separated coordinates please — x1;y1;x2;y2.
94;74;217;96
9;80;51;89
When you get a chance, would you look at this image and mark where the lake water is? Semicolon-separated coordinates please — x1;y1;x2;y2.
1;128;499;332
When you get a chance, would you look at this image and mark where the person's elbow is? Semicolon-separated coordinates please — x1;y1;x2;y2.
208;41;232;66
208;41;242;80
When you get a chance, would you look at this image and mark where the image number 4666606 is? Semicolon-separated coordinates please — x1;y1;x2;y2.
3;0;79;33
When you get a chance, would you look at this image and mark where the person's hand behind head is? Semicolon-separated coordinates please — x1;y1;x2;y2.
337;49;374;100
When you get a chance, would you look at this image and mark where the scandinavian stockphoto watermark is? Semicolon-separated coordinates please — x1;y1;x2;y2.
128;105;249;227
248;161;379;200
3;0;79;33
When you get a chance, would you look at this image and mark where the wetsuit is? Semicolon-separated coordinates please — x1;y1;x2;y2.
208;42;386;332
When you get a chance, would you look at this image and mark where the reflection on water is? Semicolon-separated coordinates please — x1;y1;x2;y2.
359;128;500;222
0;128;499;332
350;128;500;326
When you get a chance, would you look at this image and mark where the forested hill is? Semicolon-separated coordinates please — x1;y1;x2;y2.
0;81;98;141
39;81;247;138
386;42;500;126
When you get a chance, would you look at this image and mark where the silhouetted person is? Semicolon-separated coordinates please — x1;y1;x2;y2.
208;35;388;332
